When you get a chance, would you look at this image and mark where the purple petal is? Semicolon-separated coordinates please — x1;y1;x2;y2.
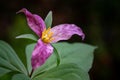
17;8;46;37
51;24;85;43
31;39;53;70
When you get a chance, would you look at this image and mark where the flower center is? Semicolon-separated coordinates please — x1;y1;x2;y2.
42;27;54;43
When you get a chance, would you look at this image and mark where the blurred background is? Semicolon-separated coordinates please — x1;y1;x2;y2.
0;0;120;80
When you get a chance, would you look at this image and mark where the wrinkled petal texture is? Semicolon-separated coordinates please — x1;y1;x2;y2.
31;39;53;70
51;24;85;43
17;8;46;37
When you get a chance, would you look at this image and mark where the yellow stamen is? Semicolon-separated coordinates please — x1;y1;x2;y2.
42;27;54;43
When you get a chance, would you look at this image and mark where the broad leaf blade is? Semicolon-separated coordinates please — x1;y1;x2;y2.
16;34;37;41
52;42;97;72
0;67;11;77
0;40;27;75
26;44;58;78
31;53;57;78
45;11;52;28
33;64;90;80
0;57;19;71
12;74;31;80
25;43;35;74
27;42;96;78
52;45;60;66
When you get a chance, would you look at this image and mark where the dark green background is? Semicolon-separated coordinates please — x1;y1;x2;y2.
0;0;120;80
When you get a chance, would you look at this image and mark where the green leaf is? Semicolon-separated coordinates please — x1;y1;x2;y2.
0;40;27;76
28;42;96;79
0;57;19;71
33;64;90;80
31;52;57;78
25;43;35;75
45;11;52;28
52;45;60;66
52;42;97;72
16;34;37;41
12;74;31;80
0;67;11;77
26;44;58;78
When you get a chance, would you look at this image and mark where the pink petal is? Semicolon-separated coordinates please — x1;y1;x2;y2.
51;24;85;43
17;8;46;37
31;39;53;70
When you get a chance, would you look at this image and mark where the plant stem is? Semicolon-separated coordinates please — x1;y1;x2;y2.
29;69;34;78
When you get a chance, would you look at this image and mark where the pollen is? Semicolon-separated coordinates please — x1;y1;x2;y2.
42;27;54;43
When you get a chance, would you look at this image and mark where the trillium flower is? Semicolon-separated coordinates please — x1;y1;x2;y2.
18;8;85;70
